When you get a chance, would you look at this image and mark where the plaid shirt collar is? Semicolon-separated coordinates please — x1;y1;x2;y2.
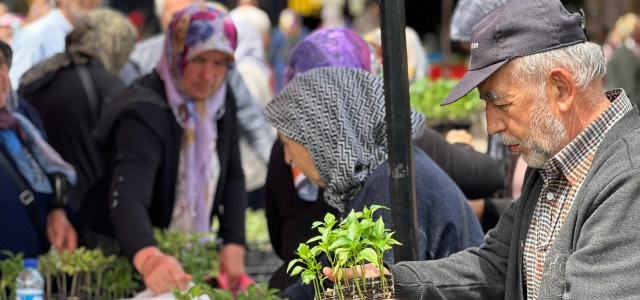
541;89;632;187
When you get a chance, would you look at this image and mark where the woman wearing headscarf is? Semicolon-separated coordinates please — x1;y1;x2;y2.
265;28;501;290
76;3;247;294
267;67;484;298
265;28;484;292
18;8;136;213
0;39;77;260
265;28;376;289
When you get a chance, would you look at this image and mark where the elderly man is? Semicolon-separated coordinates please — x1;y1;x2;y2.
9;0;100;86
325;0;640;299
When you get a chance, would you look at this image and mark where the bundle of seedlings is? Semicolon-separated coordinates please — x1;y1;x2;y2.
37;247;139;300
288;206;399;300
172;282;286;300
153;228;219;284
0;251;24;300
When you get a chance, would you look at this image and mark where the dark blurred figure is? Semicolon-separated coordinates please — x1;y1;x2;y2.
269;8;308;92
604;13;640;107
18;9;137;212
0;40;78;260
351;0;378;35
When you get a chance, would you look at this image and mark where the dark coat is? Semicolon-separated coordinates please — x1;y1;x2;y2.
77;71;246;260
0;100;50;260
18;62;126;212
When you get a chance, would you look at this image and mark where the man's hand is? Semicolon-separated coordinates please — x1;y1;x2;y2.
445;129;475;147
323;263;389;281
46;208;77;252
468;199;485;222
219;243;245;290
133;247;192;295
324;265;394;299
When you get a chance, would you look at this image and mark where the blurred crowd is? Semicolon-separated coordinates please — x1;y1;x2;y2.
0;0;638;297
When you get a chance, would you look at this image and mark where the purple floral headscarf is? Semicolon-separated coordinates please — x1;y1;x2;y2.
283;28;372;86
156;3;237;233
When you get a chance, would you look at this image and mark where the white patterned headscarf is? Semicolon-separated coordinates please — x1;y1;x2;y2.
264;67;425;212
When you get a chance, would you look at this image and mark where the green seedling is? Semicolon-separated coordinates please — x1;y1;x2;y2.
289;206;400;300
172;282;287;300
0;251;23;300
410;77;482;123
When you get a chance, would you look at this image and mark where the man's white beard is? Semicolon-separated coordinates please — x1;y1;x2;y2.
498;95;567;169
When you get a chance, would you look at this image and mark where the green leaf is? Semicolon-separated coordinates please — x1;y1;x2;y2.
374;217;385;237
297;244;310;258
324;213;336;225
301;270;315;284
387;238;402;245
358;248;378;264
369;205;387;213
312;221;324;228
336;250;349;263
287;259;299;272
346;210;358;225
307;236;322;244
347;223;358;241
329;237;350;250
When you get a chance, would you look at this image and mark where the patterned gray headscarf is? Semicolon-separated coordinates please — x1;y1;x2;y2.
264;67;425;212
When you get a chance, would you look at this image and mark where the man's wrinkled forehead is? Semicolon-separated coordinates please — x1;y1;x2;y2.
477;62;512;98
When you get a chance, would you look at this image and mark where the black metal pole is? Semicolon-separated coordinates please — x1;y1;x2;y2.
379;0;420;262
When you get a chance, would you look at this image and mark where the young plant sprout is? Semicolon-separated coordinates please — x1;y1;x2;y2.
172;282;286;300
289;205;400;300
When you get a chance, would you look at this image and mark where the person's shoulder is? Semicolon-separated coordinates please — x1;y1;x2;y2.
110;74;170;126
585;111;640;187
13;10;68;43
131;34;164;58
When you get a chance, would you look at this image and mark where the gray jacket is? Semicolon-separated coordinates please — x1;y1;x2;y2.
391;106;640;299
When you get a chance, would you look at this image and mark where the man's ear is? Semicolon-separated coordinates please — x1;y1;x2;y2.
547;68;576;113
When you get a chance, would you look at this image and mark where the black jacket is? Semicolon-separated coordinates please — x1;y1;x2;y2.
78;71;246;260
18;62;125;212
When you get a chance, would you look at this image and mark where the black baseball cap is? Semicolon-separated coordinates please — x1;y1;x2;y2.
441;0;586;105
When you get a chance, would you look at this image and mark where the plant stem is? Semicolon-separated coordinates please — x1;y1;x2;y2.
95;272;103;300
46;273;52;300
312;280;320;300
56;274;62;298
333;268;344;300
351;266;364;299
70;273;78;297
62;273;67;296
76;273;83;299
360;264;367;292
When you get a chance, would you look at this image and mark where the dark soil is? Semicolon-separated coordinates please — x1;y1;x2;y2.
321;274;394;300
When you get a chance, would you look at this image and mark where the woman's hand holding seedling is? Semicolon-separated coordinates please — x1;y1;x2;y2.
46;208;77;253
134;246;192;295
